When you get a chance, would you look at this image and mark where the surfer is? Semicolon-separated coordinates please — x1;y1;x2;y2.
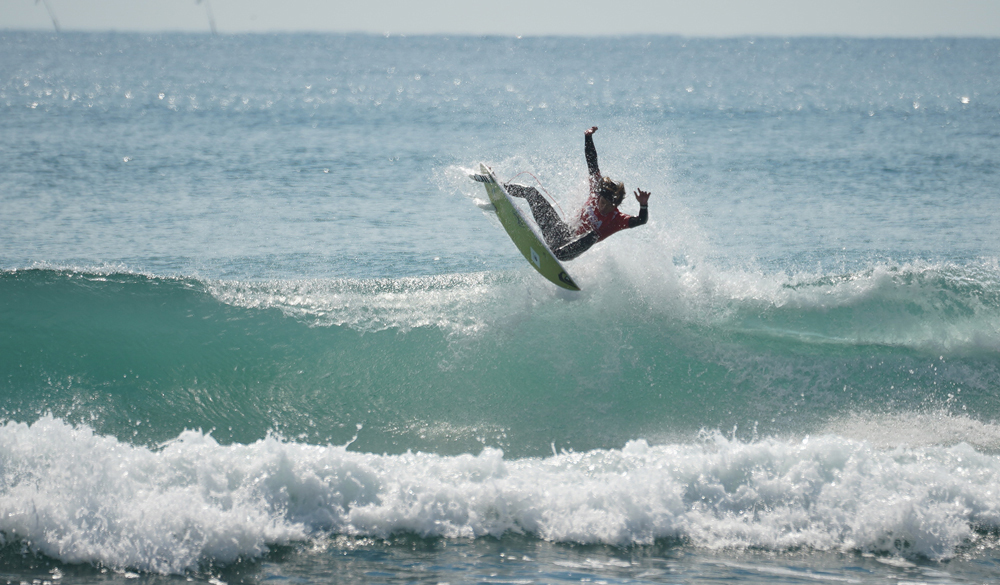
506;126;650;261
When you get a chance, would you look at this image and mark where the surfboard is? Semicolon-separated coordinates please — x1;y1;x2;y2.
471;164;580;291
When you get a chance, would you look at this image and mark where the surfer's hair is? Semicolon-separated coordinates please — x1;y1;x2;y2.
599;177;626;205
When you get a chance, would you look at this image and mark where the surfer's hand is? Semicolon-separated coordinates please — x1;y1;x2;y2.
634;189;651;206
585;126;598;136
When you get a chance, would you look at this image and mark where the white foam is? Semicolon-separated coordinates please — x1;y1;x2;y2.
591;251;1000;353
3;417;1000;573
823;410;1000;451
205;272;518;335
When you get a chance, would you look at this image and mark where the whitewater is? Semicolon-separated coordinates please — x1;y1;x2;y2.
2;32;1000;584
5;416;1000;574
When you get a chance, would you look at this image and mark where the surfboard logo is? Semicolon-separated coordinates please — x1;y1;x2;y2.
530;247;541;268
469;173;495;184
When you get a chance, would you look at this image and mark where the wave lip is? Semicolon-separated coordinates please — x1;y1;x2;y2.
205;271;514;334
3;418;1000;574
6;257;1000;352
672;259;1000;354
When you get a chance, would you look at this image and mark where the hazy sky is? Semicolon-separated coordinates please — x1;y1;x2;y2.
3;0;1000;37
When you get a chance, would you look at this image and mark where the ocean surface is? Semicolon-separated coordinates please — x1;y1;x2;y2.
2;31;1000;584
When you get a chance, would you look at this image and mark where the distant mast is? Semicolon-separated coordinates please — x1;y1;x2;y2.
35;0;60;33
196;0;218;35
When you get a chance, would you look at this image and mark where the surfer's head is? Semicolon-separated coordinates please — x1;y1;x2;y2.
599;176;626;206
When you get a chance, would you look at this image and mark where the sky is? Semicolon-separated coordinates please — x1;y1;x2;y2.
2;0;1000;37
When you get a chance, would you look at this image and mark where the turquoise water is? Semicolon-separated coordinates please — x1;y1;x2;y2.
2;32;1000;583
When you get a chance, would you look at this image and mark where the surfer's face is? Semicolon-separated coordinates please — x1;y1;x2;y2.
598;177;625;210
597;193;616;213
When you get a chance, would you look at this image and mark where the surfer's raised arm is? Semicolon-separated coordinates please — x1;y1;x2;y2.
584;126;600;180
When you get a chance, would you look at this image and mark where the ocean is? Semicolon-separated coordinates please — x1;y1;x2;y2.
2;31;1000;584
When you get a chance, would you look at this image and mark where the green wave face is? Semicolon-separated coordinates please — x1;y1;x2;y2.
2;264;999;457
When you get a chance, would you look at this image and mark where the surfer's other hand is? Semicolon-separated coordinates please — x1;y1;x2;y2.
634;188;651;206
585;126;598;136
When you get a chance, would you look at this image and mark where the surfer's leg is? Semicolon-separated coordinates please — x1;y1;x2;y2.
504;183;535;199
505;184;572;249
553;230;599;261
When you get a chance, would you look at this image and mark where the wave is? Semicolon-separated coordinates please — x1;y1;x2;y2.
2;416;999;574
717;260;1000;354
208;256;1000;354
1;261;999;457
